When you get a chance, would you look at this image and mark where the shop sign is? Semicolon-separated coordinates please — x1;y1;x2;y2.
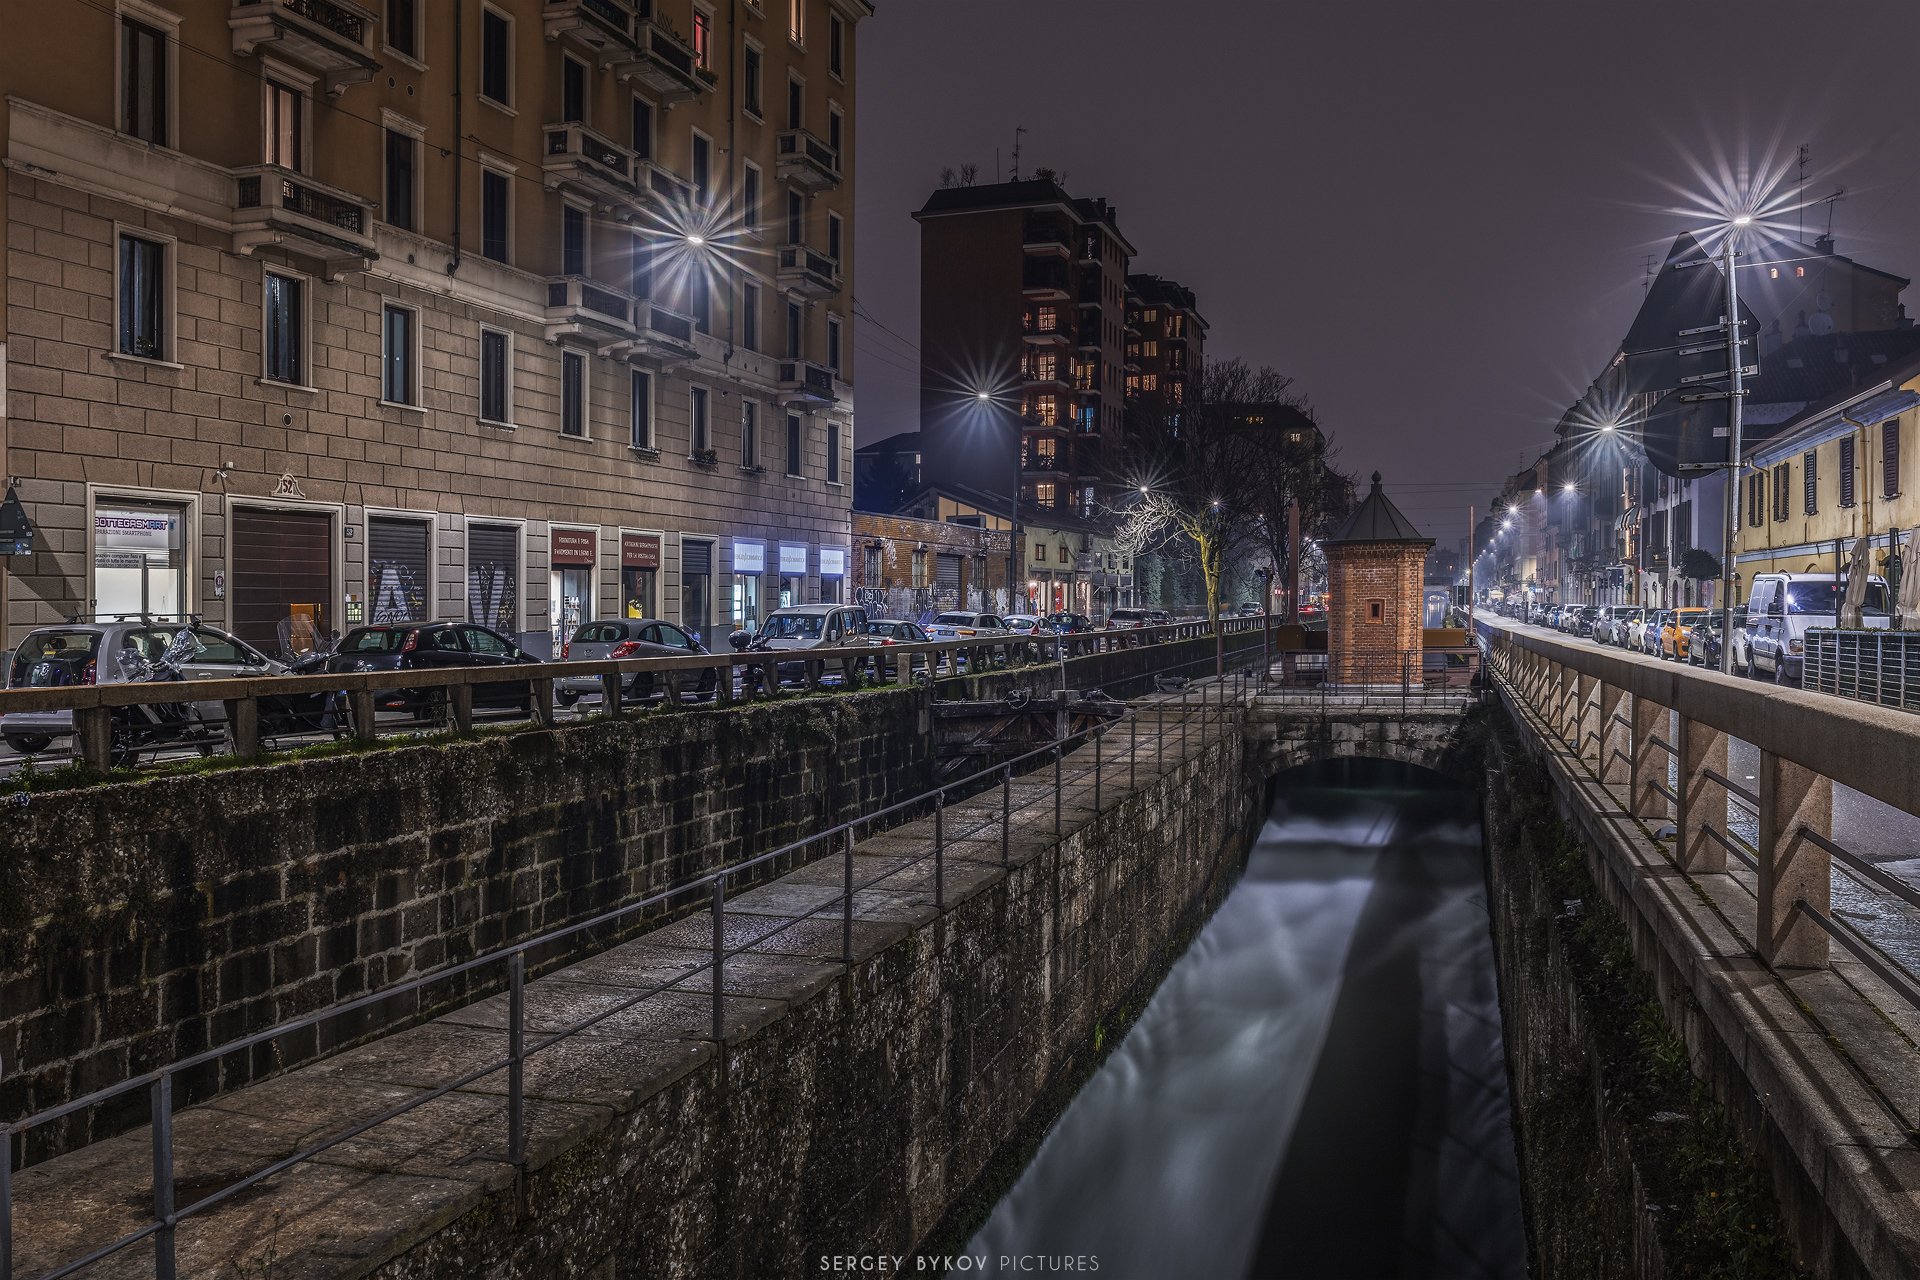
271;473;306;499
818;547;846;578
551;527;598;566
94;510;175;553
732;540;766;573
779;543;808;574
622;532;661;569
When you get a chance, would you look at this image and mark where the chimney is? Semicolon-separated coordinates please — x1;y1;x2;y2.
1815;233;1836;255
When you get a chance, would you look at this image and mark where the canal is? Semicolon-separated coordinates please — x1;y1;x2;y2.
967;760;1529;1279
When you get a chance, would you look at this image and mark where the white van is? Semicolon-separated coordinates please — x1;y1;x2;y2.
1745;572;1889;684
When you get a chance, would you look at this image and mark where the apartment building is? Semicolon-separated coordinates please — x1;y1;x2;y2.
0;0;869;657
1124;272;1204;410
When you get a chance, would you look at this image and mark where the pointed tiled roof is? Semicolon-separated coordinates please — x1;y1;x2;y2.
1325;473;1433;547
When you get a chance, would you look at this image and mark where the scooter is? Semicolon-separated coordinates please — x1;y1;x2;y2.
108;629;220;767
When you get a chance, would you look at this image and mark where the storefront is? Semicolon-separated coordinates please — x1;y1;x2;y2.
367;514;432;624
93;499;188;619
778;542;808;607
622;531;661;619
731;539;765;633
818;547;846;604
550;526;597;652
467;522;520;637
682;537;715;648
230;505;335;658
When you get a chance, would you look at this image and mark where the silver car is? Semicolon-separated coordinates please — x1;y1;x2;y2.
555;617;713;704
3;618;282;753
926;611;1009;640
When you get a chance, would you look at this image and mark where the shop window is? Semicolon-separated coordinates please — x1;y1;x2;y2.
93;501;187;618
622;531;660;618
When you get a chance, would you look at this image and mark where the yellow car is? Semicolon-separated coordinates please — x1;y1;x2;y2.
1661;607;1708;660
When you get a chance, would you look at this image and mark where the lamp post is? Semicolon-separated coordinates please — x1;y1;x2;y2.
1716;216;1751;673
976;389;1022;614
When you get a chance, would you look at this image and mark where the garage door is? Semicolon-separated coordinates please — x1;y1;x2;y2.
368;516;432;624
467;524;519;634
230;508;333;657
934;552;963;605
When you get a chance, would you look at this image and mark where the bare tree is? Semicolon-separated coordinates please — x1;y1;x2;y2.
1243;410;1356;616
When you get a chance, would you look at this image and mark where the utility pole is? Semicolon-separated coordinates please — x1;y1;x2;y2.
1466;504;1476;635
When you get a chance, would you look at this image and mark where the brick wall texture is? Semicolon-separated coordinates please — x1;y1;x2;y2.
1327;543;1426;684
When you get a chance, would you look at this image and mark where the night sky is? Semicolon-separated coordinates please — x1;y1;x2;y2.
851;0;1920;541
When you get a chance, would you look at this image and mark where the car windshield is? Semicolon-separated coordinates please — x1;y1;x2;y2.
1784;582;1888;614
341;628;413;653
934;613;975;626
760;614;825;640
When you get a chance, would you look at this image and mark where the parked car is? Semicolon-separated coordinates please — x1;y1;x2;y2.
735;604;871;685
862;619;932;680
1045;612;1094;634
1638;611;1673;655
1571;605;1601;637
1237;602;1264;616
1659;607;1709;661
1001;614;1054;636
1746;572;1890;684
1148;609;1175;626
555;618;713;705
323;621;540;719
1106;608;1151;630
1686;608;1746;669
3;617;288;755
1597;606;1643;646
926;611;1010;640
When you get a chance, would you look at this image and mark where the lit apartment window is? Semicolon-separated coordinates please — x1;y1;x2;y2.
827;315;841;374
263;271;305;385
481;169;510;262
691;386;710;452
387;0;418;59
786;413;803;475
742;400;758;468
266;81;303;170
828;12;844;76
788;0;805;45
480;7;512;105
384;129;417;231
742;163;761;235
693;6;713;70
742;280;760;351
1029;398;1057;427
1035;482;1056;507
1075;404;1095;431
743;43;763;116
480;328;510;423
562;204;586;275
630;369;652;448
117;233;167;359
121;18;168;145
692;131;712;206
382;305;415;404
560;350;586;436
827;422;841;483
562;55;586;123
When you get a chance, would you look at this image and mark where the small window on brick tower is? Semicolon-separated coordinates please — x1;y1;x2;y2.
1367;598;1385;623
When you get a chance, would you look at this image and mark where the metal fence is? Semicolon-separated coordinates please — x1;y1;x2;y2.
1804;628;1920;712
0;649;1260;1280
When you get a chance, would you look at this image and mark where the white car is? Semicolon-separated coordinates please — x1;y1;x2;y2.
926;611;1011;640
1001;614;1056;635
1746;572;1890;683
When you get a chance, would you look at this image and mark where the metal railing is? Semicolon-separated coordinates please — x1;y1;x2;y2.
0;653;1260;1280
1261;647;1481;709
1805;629;1920;712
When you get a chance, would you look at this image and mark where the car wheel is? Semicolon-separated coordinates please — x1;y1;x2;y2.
5;735;52;755
555;689;581;708
1774;656;1791;686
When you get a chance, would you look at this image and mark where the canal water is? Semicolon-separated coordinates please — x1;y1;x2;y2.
966;760;1529;1280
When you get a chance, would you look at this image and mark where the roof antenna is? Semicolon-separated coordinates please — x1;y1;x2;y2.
1821;185;1846;239
1011;125;1027;181
1642;253;1657;293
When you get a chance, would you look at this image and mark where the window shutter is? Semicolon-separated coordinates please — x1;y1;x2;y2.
1840;436;1856;507
1884;421;1902;499
1773;463;1788;522
1803;451;1817;514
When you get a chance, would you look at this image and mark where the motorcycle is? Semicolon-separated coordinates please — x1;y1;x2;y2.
108;628;221;767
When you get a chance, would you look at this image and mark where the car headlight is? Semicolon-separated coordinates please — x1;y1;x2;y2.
1788;638;1804;655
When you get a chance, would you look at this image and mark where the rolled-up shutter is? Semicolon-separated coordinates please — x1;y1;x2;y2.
368;516;431;623
467;524;519;633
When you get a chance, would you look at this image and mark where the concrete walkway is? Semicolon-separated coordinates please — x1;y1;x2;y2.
9;685;1240;1280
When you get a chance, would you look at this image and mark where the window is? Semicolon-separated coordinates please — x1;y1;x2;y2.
480;328;510;424
263;271;305;385
562;204;586;275
266;82;303;170
630;369;652;448
788;0;805;45
828;104;843;158
382;305;415;404
629;232;651;299
912;548;928;586
827;211;843;263
1035;543;1047;563
1885;421;1903;498
785;301;802;359
691;386;710;452
743;43;763;116
787;75;803;130
827;315;841;374
786;413;803;475
742;280;760;351
117;233;166;359
481;169;510;262
828;12;844;77
387;0;418;59
1746;471;1763;527
1035;482;1056;507
827;422;841;483
1367;599;1385;624
1771;462;1789;523
562;55;586;123
786;189;803;245
742;162;762;235
1803;450;1818;515
560;350;585;436
631;96;653;159
122;17;168;145
689;273;711;334
692;131;712;206
384;128;417;231
480;7;512;104
1840;435;1857;507
693;6;713;70
742;400;758;468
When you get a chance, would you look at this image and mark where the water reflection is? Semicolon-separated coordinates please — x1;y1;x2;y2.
967;761;1528;1280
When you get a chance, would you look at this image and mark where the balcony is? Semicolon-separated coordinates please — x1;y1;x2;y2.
633;160;695;219
1022;449;1066;474
1076;276;1102;307
612;17;706;104
1022;361;1069;393
231;165;377;277
1022;309;1072;346
777;360;837;407
776;244;841;298
229;0;379;93
776;129;841;191
1022;217;1072;257
1021;260;1070;301
544;275;635;346
542;0;634;57
542;123;638;211
1077;322;1102;350
618;301;701;365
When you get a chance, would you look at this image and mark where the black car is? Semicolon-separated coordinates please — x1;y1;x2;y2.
1046;612;1094;634
325;622;539;718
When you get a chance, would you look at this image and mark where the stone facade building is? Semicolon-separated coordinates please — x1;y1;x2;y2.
1;0;870;656
849;509;1009;619
1325;472;1432;685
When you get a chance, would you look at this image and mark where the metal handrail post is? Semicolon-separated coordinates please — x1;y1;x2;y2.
710;879;725;1042
507;949;526;1166
1094;725;1102;813
1130;707;1137;790
1001;767;1012;866
934;792;945;909
1054;743;1063;838
842;828;854;963
1;1114;11;1280
152;1070;175;1280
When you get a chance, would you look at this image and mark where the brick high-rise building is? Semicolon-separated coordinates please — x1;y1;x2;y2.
0;0;871;656
1125;273;1205;412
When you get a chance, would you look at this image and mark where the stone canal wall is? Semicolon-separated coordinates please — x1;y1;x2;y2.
950;626;1267;701
0;690;932;1154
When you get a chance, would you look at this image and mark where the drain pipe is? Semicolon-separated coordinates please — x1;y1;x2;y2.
448;0;464;274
